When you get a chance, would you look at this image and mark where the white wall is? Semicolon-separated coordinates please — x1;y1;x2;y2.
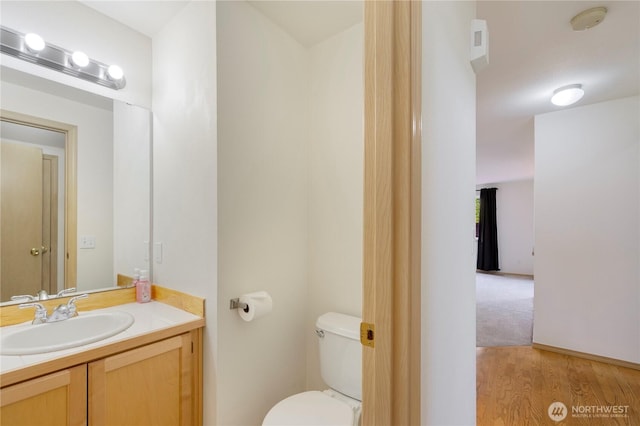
151;2;218;424
216;3;364;421
1;79;115;291
534;96;640;363
217;2;309;424
422;2;477;425
477;179;534;275
306;21;364;391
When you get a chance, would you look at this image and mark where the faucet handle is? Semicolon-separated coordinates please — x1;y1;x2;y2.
67;293;88;306
56;287;76;297
19;302;48;324
11;294;37;302
66;294;89;317
19;302;47;311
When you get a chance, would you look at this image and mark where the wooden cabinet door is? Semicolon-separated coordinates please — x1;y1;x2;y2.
0;365;87;426
88;334;193;426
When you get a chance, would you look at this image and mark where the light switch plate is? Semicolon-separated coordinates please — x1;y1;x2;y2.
79;235;96;249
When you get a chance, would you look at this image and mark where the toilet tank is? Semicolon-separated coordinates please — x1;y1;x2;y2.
315;312;362;401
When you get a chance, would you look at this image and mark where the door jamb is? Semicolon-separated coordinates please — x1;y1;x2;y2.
42;153;59;294
362;1;422;424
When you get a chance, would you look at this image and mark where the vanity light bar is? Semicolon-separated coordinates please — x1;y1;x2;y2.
0;26;126;90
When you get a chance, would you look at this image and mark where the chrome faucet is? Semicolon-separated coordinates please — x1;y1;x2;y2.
48;294;89;323
11;288;77;302
19;293;88;324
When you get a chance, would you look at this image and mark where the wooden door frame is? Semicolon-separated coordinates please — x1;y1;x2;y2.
362;1;422;425
42;153;59;294
0;109;77;290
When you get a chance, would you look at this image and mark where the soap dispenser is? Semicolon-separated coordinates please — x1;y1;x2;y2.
136;269;151;303
132;268;141;287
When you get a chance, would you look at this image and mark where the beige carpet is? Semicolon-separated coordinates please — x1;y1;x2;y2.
476;273;533;347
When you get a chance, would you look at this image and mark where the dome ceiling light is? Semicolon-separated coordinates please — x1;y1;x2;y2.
551;84;585;106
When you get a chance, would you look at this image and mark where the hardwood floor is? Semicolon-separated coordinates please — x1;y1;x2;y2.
477;346;640;425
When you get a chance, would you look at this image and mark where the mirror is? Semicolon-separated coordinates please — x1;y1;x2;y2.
0;66;152;304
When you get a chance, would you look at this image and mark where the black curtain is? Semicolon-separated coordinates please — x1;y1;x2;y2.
477;188;499;271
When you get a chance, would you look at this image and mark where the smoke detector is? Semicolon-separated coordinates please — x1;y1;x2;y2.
571;7;607;31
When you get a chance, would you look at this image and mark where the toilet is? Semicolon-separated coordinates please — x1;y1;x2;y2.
262;312;362;426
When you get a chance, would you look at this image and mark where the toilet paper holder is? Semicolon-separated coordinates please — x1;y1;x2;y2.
229;298;250;312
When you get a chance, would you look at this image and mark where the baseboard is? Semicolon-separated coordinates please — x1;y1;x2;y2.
476;270;534;279
532;343;640;371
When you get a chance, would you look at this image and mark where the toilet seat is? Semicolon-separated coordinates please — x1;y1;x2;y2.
262;390;360;426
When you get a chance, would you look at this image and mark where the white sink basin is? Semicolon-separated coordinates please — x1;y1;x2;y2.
0;311;134;355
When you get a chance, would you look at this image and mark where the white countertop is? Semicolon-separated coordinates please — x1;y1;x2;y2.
0;301;202;376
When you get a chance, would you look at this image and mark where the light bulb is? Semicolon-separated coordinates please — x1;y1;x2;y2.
71;51;90;68
24;33;45;52
551;84;584;106
107;64;124;81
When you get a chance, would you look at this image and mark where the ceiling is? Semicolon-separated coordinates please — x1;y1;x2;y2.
78;1;190;37
247;1;362;47
476;1;639;184
78;1;639;185
79;0;363;43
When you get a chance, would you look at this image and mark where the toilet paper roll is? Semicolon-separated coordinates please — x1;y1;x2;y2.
238;291;273;322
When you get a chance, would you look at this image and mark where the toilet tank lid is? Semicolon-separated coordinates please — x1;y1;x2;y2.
316;312;361;340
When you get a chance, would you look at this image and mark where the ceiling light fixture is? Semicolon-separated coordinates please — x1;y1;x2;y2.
551;84;584;106
71;51;90;68
571;7;607;31
0;26;126;90
24;32;45;52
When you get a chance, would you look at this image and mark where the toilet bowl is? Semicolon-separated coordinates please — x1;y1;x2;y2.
262;312;362;426
262;390;361;426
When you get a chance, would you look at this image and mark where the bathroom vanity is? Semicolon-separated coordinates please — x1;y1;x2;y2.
0;286;205;426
